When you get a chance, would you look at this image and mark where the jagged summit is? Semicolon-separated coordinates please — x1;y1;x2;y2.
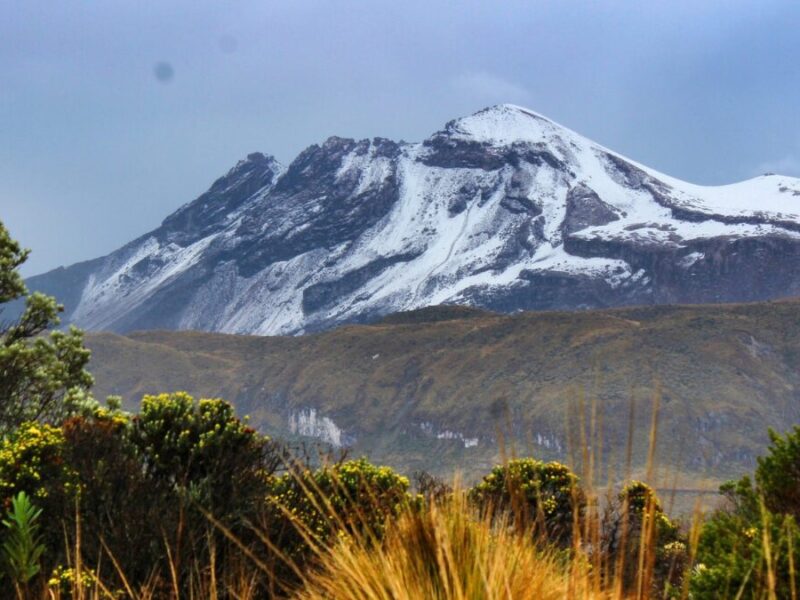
26;105;800;335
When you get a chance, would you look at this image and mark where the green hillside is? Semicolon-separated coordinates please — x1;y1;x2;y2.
86;300;800;496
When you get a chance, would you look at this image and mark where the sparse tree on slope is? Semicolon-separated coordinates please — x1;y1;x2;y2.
0;220;92;433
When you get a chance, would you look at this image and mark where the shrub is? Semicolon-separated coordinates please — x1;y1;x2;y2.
123;392;277;593
691;475;800;599
756;426;800;519
603;481;686;595
0;422;75;506
264;458;410;579
60;410;157;585
468;458;584;545
0;220;92;434
130;392;273;518
0;420;77;565
690;426;800;599
0;393;282;595
618;482;682;552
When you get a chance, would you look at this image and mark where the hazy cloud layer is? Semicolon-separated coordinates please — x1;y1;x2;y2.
2;0;799;275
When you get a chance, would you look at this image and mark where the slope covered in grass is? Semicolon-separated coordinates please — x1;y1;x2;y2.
86;299;800;490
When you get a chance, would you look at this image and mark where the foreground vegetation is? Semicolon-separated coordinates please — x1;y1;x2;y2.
3;222;800;598
0;388;798;598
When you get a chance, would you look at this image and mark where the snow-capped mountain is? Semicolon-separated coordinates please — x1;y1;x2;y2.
28;104;800;334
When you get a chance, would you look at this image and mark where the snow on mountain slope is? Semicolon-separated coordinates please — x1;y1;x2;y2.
26;105;800;335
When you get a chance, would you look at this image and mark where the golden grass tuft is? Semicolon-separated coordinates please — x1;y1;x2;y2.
293;490;598;600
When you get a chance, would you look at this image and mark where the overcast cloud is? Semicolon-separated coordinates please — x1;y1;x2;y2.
2;0;799;275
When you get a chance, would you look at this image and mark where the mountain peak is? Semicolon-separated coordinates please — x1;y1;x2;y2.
478;103;547;118
26;106;800;336
442;103;572;148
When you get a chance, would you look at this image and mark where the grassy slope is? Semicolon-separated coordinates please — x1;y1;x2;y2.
86;300;800;496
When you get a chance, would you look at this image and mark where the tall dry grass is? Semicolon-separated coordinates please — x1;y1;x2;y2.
293;489;584;600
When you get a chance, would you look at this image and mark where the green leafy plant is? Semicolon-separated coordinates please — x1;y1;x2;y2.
0;421;75;503
756;426;800;519
0;220;93;434
126;392;279;594
130;392;274;517
691;431;800;599
264;457;410;581
1;491;46;594
468;458;584;545
602;481;686;595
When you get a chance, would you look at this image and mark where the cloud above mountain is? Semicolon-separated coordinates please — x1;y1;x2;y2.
450;72;532;106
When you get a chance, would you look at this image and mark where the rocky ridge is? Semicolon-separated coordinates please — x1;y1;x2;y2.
28;104;800;334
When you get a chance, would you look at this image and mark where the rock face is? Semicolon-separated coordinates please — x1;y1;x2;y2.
28;104;800;334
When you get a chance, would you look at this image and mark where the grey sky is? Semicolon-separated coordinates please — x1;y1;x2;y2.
2;1;799;276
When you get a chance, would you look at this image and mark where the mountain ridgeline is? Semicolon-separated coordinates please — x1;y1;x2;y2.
27;104;800;335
